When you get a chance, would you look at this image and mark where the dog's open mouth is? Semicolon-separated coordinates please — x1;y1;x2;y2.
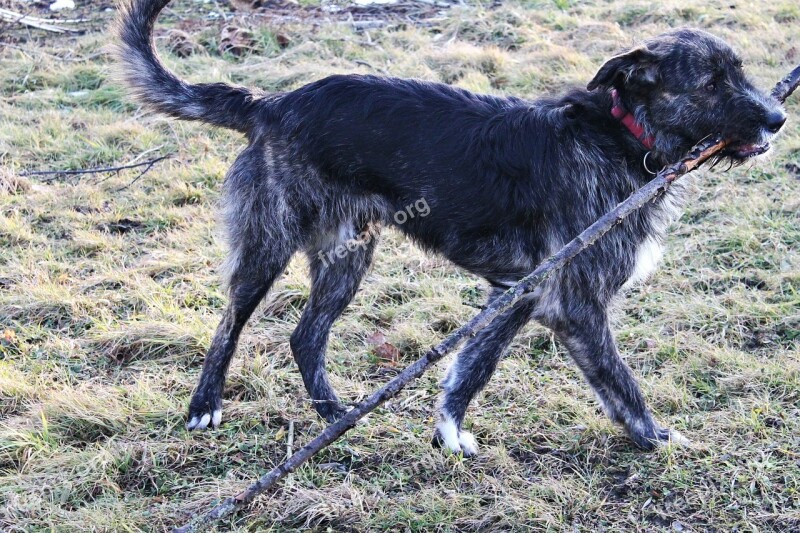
727;142;771;159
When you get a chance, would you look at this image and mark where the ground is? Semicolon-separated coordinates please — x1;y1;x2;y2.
1;0;799;531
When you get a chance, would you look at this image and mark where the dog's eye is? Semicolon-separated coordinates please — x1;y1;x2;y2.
705;81;717;93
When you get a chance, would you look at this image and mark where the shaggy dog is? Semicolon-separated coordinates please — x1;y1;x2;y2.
117;0;785;453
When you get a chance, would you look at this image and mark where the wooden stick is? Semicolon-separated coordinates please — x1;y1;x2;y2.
21;155;170;184
114;156;170;191
0;8;69;33
772;64;800;100
173;65;800;533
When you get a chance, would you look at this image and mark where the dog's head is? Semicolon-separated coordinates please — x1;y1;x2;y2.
588;29;786;163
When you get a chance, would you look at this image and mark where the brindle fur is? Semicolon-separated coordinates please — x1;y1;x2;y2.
116;0;786;452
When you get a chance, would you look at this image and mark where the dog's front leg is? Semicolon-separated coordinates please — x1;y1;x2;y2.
434;290;537;456
555;302;689;449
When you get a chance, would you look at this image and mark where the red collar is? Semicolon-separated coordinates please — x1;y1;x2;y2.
610;89;655;150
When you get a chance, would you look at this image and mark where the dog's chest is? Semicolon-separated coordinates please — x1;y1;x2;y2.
623;236;665;289
622;186;686;289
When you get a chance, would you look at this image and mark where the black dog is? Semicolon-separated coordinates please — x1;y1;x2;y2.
117;0;786;453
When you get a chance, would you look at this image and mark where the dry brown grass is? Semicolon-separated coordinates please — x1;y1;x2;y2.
1;0;799;531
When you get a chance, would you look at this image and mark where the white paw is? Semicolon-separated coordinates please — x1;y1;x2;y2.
663;429;691;447
187;409;222;430
436;415;479;456
457;430;479;456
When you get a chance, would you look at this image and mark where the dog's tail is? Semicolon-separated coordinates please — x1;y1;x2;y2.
115;0;260;134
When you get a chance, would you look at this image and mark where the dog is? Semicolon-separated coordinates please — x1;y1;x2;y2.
117;0;786;454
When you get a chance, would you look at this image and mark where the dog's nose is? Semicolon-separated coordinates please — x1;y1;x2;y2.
765;110;786;133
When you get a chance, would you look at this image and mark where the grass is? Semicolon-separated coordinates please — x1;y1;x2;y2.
1;0;799;530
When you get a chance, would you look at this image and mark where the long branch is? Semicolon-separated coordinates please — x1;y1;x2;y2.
0;8;68;34
20;155;170;182
173;64;799;533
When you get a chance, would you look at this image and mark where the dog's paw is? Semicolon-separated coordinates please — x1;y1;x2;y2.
656;428;691;447
187;393;222;431
314;401;349;424
187;408;222;431
433;416;479;457
629;423;690;450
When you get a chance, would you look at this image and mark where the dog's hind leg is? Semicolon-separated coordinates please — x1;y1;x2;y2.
435;289;537;456
187;245;296;430
290;223;379;423
187;151;304;430
553;298;689;449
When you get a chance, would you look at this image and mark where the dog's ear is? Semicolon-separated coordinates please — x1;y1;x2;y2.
587;46;661;92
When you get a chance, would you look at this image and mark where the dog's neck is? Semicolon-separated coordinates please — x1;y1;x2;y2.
610;89;655;150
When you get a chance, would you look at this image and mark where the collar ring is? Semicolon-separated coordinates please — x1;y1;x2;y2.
643;151;658;175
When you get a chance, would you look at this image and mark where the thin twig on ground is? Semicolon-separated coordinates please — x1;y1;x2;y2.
21;155;171;185
354;59;390;76
114;157;170;191
172;65;800;533
0;8;70;33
